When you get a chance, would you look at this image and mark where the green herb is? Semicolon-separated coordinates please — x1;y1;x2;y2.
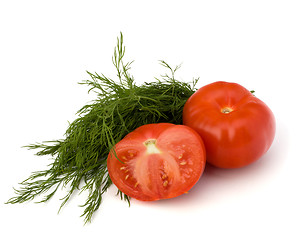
6;33;199;224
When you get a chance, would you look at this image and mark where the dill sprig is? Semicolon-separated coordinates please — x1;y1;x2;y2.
6;32;199;224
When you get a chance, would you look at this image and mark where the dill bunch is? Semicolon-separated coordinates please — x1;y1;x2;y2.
6;33;199;224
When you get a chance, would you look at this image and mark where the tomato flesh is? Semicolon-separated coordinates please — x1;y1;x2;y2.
107;123;206;201
183;81;275;168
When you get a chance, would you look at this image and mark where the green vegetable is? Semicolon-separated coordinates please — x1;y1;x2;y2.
6;33;199;224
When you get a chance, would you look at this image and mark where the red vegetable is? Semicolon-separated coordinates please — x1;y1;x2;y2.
107;123;206;201
183;81;275;168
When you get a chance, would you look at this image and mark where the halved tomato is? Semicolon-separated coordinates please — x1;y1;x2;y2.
107;123;206;201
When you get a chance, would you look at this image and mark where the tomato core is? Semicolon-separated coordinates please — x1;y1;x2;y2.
144;139;161;154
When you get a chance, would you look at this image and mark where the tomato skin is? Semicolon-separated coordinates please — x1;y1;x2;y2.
183;81;275;168
107;123;206;201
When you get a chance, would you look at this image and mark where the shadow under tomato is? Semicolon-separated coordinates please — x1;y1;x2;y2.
142;125;287;210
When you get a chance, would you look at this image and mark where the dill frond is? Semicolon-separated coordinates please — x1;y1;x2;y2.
6;32;199;224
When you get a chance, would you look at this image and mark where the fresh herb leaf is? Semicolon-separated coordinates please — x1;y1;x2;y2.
6;32;199;224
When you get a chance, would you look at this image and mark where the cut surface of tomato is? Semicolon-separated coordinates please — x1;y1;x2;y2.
183;81;276;168
107;123;206;201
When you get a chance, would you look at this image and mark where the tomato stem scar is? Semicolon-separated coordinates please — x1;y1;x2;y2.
221;107;233;114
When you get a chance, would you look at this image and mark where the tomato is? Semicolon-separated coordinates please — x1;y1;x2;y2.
107;123;206;201
183;81;275;168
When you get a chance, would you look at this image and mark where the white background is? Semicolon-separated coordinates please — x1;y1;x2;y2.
1;0;302;239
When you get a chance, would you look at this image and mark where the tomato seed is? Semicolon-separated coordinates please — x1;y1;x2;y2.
163;180;168;187
162;174;167;179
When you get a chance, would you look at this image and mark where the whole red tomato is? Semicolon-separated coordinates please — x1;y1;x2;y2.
107;123;206;201
183;81;275;168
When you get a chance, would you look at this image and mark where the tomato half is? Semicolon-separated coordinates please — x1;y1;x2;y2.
183;81;275;168
107;123;206;201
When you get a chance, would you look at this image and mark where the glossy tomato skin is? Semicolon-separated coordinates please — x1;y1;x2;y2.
107;123;206;201
183;81;275;168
